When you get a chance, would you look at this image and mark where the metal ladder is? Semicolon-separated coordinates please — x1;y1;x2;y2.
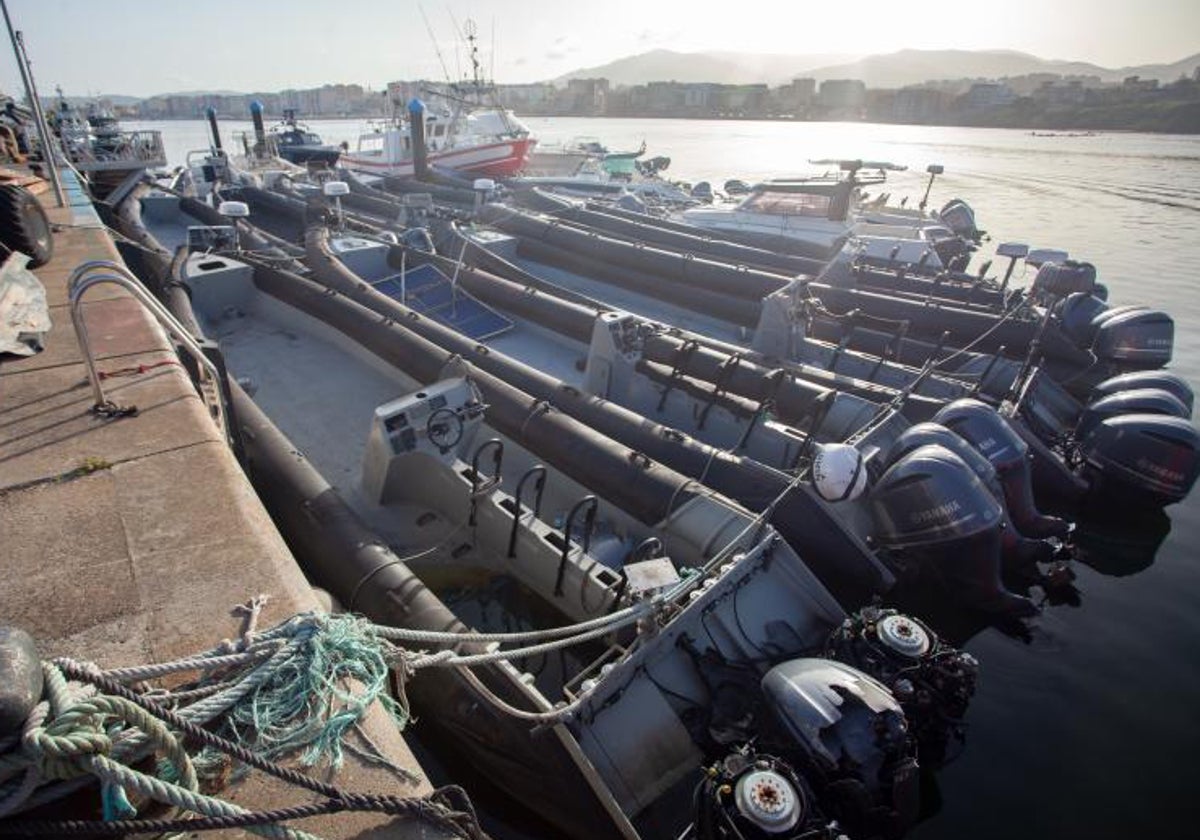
67;259;234;445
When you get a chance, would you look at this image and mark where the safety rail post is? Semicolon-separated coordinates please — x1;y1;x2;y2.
555;495;598;596
67;260;235;447
507;465;547;558
467;438;504;526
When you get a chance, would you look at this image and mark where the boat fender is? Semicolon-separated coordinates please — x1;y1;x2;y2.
1076;388;1190;440
1078;414;1200;506
1089;371;1194;414
811;442;868;502
933;399;1068;539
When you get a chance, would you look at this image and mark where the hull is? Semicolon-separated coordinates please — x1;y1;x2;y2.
278;145;342;166
342;136;536;178
523;148;592;176
115;226;637;840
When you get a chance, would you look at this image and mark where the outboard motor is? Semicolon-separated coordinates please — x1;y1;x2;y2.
929;236;973;273
691;181;714;203
1089;306;1173;372
937;198;980;242
692;749;830;839
1075;388;1190;440
1077;414;1200;507
933;400;1069;539
615;191;647;213
1031;260;1096;301
1089;371;1194;414
400;227;436;254
760;659;919;839
826;607;978;767
870;444;1033;615
885;423;1058;567
1057;292;1109;346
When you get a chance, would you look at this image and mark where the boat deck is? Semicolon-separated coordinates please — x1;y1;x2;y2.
0;171;440;837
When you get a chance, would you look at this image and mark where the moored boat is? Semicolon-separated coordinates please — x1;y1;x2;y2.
114;184;981;840
270;108;342;166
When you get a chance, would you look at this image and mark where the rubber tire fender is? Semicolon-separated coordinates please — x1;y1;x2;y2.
0;183;53;268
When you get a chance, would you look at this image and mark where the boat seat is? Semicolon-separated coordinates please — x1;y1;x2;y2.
371;263;514;341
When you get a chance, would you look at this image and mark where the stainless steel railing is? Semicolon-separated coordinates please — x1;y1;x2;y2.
67;259;233;444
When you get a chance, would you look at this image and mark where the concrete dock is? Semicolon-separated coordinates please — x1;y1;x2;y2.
0;176;444;837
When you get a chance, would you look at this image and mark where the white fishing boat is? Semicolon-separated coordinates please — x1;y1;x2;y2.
341;20;536;179
679;161;979;261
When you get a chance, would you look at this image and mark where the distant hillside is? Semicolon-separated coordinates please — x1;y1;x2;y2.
51;94;142;107
554;47;1200;88
553;49;861;86
804;49;1200;88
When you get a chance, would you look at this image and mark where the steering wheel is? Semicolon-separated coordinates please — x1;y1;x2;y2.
426;407;464;452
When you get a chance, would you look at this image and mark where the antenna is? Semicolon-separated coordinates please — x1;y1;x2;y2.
417;2;451;83
490;19;496;83
464;19;480;86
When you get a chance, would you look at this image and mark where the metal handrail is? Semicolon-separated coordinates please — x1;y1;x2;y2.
67;259;233;444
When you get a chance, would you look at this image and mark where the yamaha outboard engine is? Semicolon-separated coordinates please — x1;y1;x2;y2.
937;198;981;242
1076;388;1191;440
760;659;919;839
1089;371;1194;414
871;443;1033;615
885;423;1058;567
1057;292;1109;345
826;607;978;767
1031;260;1096;302
400;227;436;254
1089;306;1174;372
1077;414;1200;507
933;400;1069;539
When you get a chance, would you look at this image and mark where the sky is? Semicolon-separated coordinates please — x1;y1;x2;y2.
1;0;1198;98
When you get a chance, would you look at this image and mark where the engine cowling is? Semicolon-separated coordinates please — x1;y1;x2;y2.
1090;307;1173;370
761;659;918;838
933;399;1067;539
1076;388;1190;440
885;422;999;496
1057;293;1109;345
1032;260;1096;299
886;422;1059;566
825;607;978;768
870;444;1032;614
1089;371;1194;414
1078;413;1200;506
938;198;980;241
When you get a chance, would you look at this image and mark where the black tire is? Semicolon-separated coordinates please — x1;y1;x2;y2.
0;184;53;268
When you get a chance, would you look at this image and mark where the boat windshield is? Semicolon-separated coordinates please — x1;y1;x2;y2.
303;133;322;144
739;189;832;217
358;135;385;153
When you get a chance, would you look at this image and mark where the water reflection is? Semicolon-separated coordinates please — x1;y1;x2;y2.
1071;508;1172;577
892;508;1171;652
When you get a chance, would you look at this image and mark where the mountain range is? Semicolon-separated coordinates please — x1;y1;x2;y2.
553;48;1200;89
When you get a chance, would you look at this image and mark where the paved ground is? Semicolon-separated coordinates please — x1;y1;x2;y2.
0;179;444;838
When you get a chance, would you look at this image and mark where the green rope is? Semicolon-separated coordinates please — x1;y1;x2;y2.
197;613;408;773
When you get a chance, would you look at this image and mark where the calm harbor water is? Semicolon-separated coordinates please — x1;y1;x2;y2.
136;117;1200;838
